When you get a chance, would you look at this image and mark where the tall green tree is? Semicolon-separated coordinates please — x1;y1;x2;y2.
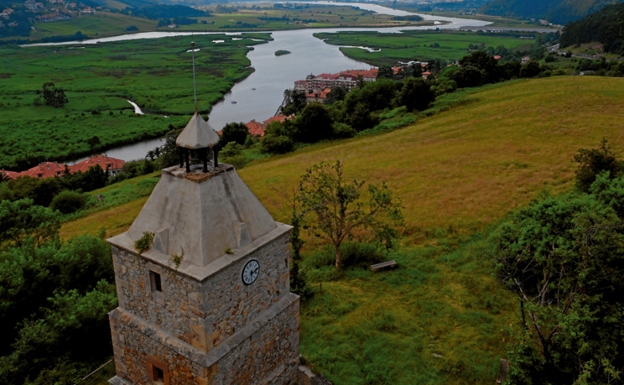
219;122;249;148
35;82;68;108
298;161;404;269
292;103;333;143
574;138;623;193
492;177;624;384
396;78;435;112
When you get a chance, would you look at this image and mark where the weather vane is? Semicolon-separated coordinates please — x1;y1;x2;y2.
191;33;197;113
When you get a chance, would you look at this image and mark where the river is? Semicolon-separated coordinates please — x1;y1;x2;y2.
33;3;493;162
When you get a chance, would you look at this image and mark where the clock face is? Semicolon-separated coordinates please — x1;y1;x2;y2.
242;260;260;285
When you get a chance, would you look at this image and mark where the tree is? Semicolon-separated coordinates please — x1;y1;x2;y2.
7;176;62;207
219;122;249;149
459;51;500;83
411;62;423;78
396;77;435;112
35;82;68;108
50;190;87;214
0;198;61;249
298;161;404;269
344;79;397;116
574;138;623;192
325;86;348;105
520;60;541;78
451;65;486;88
86;136;101;150
377;65;394;79
292;102;333;143
154;126;183;169
259;134;294;154
490;176;624;384
349;103;377;131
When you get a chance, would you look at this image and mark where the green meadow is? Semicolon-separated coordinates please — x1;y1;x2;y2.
29;12;159;40
0;34;270;169
2;5;434;42
59;76;624;384
315;30;534;65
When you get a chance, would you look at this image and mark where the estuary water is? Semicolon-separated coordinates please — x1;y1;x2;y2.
30;3;492;162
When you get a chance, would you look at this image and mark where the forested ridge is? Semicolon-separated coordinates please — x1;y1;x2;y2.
561;1;624;54
479;0;623;25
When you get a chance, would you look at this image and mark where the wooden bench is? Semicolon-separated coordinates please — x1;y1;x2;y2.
370;260;397;271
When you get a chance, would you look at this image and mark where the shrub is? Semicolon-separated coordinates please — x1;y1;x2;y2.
50;190;87;214
332;122;356;139
134;231;154;253
220;142;244;158
305;242;386;270
260;135;294;154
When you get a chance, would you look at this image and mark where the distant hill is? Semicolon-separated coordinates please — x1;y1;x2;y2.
560;1;624;54
479;0;623;25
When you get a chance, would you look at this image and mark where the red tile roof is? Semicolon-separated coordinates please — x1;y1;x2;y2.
245;120;266;137
315;73;337;80
69;155;125;173
0;170;20;180
263;114;295;125
422;71;432;75
19;162;67;179
494;55;501;60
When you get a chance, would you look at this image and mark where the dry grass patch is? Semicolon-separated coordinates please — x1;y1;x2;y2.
240;76;624;234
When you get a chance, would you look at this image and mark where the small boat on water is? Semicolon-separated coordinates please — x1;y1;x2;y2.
251;88;256;90
231;101;237;104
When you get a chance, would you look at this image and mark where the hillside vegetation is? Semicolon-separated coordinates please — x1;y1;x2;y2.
561;1;624;54
479;0;623;25
315;30;532;66
58;76;624;384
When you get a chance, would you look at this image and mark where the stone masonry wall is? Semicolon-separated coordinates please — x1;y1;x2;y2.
211;295;300;385
109;295;299;385
111;246;205;349
199;232;291;350
111;231;291;353
109;309;209;385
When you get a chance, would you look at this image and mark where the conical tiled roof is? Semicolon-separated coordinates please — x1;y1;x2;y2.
176;112;220;149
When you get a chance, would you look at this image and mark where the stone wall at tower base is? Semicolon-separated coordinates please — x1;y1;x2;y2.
109;293;299;385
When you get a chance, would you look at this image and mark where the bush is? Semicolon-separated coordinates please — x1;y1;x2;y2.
220;142;244;158
260;135;294;154
50;190;87;214
332;122;356;139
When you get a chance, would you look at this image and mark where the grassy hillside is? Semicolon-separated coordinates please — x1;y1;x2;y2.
61;76;624;384
315;30;534;66
479;0;624;25
62;76;624;238
28;12;159;40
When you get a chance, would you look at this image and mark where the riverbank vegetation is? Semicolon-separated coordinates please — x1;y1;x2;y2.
0;34;270;170
50;76;624;384
315;30;552;66
0;4;433;43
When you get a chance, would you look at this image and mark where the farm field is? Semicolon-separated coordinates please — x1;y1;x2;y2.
29;12;159;40
1;5;434;42
315;30;537;65
0;33;270;169
61;76;624;384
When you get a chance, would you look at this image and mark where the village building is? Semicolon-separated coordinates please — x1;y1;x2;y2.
7;21;17;26
0;155;125;180
3;8;14;14
245;119;266;137
70;155;125;175
263;114;295;125
106;110;300;384
294;69;377;92
521;56;531;65
305;88;331;104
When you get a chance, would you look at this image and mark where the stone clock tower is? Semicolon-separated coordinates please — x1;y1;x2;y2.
107;111;299;385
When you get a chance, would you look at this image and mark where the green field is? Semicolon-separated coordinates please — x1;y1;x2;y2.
29;12;159;40
60;76;624;384
0;33;270;169
2;5;434;42
315;30;539;65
